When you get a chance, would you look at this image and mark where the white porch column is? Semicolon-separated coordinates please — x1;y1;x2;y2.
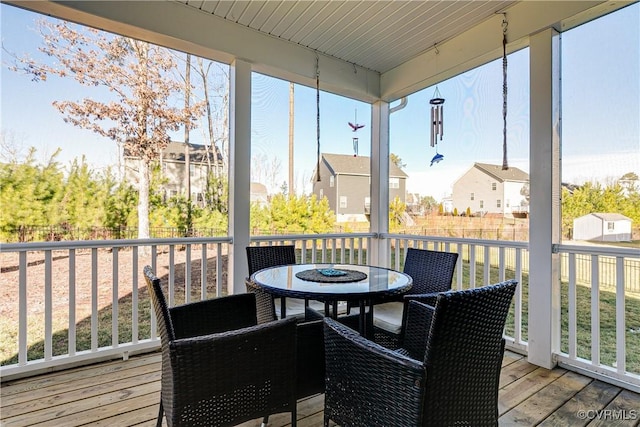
528;29;562;369
228;59;252;295
369;100;390;267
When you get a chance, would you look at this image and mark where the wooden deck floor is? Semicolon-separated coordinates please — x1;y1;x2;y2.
1;350;639;426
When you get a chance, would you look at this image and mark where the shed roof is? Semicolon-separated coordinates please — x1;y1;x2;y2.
322;153;408;178
579;213;632;222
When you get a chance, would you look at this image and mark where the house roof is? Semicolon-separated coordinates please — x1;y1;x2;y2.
162;141;223;163
123;141;222;163
322;153;408;178
581;213;632;222
474;162;529;182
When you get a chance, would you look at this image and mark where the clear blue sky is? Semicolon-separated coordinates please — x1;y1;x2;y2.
2;3;638;199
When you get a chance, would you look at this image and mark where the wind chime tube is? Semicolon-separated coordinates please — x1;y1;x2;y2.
439;105;444;139
430;107;435;147
434;106;440;142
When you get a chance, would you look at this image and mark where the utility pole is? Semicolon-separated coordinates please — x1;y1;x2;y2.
288;82;294;196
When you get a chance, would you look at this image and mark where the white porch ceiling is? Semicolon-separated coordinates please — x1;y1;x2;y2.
6;1;632;101
178;0;516;74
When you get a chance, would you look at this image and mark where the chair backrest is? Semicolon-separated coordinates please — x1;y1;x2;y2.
246;244;297;276
143;265;175;344
403;248;458;294
422;279;518;426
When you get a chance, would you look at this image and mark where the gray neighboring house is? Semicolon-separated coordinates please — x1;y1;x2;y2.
313;153;408;222
451;163;529;217
573;213;632;242
124;141;223;205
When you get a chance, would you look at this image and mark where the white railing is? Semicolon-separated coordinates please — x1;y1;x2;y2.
554;243;640;392
0;237;231;379
1;234;638;392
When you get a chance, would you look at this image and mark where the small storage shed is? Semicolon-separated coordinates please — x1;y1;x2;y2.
573;213;632;242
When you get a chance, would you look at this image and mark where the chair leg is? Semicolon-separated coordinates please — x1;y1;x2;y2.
156;400;164;427
261;415;269;427
291;406;297;427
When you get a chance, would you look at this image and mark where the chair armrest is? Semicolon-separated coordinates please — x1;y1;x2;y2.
169;293;257;339
323;317;425;426
403;292;439;307
401;300;435;361
167;317;297;416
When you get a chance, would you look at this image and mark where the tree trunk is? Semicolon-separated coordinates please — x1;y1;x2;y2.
138;159;150;240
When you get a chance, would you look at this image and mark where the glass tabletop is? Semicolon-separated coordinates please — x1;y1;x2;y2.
250;263;413;302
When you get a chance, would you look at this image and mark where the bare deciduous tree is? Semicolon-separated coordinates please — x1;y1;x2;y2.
7;19;204;238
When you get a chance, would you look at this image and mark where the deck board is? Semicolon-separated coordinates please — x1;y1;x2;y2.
1;350;639;427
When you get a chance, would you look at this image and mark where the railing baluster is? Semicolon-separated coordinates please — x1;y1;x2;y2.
44;250;52;360
132;246;139;344
91;248;98;351
169;245;175;306
69;249;76;356
483;245;491;285
112;247;119;348
185;244;191;304
514;247;523;343
591;254;600;366
616;256;626;374
18;251;27;365
568;252;577;360
151;245;157;340
201;244;207;300
216;243;223;297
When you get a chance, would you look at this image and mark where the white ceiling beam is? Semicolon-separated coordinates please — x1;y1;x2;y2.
7;0;380;102
381;1;631;101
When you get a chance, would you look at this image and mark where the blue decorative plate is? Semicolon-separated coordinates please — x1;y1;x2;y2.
317;268;347;277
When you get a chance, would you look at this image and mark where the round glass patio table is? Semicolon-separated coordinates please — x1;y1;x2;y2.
250;263;413;336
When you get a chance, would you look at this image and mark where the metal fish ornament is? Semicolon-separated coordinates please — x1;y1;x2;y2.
430;153;444;167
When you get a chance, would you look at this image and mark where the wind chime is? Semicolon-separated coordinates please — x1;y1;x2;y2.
429;86;445;166
348;109;365;157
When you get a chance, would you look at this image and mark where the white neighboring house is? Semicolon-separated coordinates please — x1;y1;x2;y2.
451;163;529;217
573;213;632;242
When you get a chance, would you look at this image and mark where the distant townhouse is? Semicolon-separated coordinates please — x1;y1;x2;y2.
313;153;408;222
451;163;529;217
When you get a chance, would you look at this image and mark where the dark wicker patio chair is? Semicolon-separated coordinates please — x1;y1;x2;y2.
245;244;324;323
324;279;518;427
144;266;298;427
342;248;458;348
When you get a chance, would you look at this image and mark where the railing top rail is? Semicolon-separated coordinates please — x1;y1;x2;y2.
555;243;640;258
250;232;376;242
0;236;233;252
383;233;529;250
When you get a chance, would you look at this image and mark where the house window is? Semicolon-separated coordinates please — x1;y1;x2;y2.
479;200;484;209
492;182;497;191
340;196;347;209
607;222;615;231
497;199;502;208
319;188;324;198
389;177;400;189
506;199;510;208
330;175;335;187
470;193;475;201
